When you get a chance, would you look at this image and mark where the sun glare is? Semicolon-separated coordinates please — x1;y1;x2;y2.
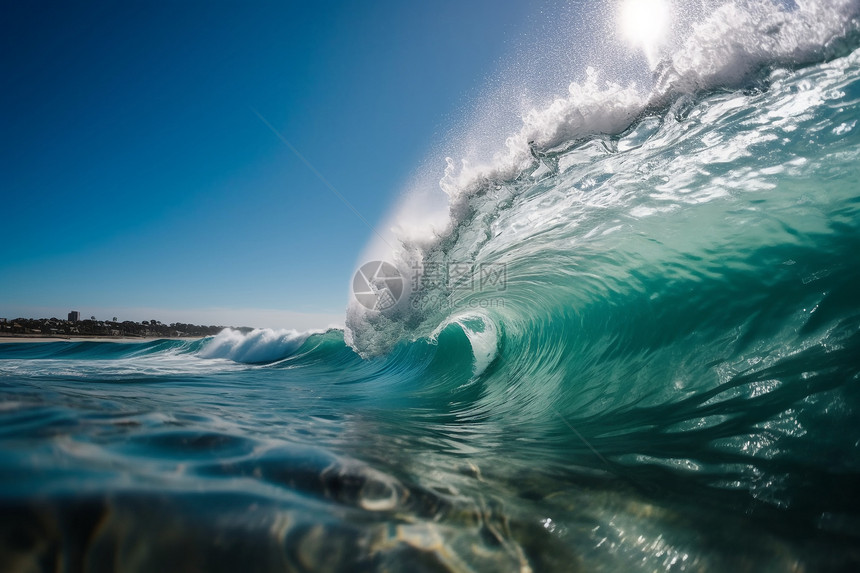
619;0;671;50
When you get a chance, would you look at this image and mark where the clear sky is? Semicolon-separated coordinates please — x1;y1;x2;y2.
1;1;545;329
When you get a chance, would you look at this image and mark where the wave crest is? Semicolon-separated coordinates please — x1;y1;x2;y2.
345;0;860;357
197;328;315;364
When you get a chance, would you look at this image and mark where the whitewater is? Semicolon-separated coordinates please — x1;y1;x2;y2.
2;1;860;571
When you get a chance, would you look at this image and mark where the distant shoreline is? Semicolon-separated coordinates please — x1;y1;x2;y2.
0;334;206;343
1;318;243;339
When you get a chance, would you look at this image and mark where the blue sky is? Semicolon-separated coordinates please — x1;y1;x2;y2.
1;1;544;328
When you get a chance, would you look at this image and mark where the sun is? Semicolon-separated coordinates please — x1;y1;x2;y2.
619;0;671;64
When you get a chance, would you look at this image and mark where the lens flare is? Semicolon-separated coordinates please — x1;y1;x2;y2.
619;0;671;65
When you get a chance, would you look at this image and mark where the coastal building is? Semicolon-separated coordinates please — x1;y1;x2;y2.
68;311;80;322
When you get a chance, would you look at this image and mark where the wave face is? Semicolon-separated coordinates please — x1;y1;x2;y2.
3;2;860;571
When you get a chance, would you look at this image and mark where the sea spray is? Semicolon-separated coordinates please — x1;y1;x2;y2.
345;0;860;358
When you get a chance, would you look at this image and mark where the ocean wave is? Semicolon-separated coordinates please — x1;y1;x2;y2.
196;328;317;364
345;0;860;357
3;3;860;569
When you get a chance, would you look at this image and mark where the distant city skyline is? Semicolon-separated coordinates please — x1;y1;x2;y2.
2;305;343;331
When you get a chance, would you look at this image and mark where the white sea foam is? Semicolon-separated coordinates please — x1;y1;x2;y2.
438;0;859;206
652;0;860;102
198;328;316;363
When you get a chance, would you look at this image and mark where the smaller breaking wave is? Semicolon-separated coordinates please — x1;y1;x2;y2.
197;328;317;364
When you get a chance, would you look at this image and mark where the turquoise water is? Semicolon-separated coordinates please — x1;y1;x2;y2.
3;2;860;571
